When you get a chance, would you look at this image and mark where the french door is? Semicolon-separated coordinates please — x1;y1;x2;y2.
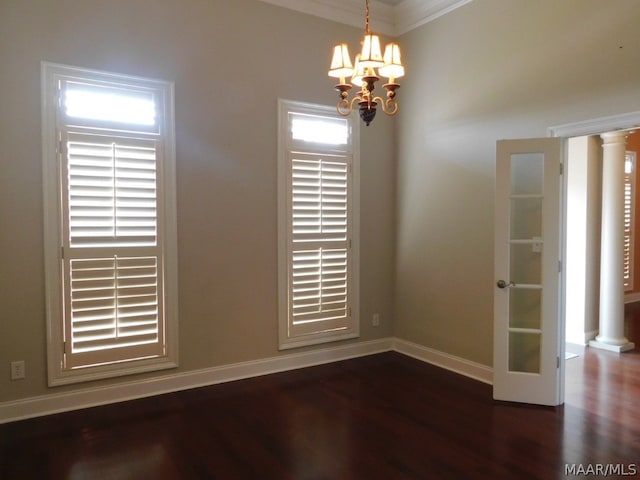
493;137;564;406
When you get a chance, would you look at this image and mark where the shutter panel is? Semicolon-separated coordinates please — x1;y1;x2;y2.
624;152;636;291
66;134;158;247
62;132;164;368
289;153;351;333
291;156;348;242
66;256;162;367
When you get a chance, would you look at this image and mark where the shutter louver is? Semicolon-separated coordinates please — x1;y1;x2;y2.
290;154;350;329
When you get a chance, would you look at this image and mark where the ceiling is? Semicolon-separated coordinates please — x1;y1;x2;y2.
258;0;472;36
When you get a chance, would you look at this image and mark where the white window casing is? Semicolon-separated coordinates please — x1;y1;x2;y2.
277;100;360;349
42;62;178;385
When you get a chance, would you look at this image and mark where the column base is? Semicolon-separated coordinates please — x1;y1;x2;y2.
589;339;635;353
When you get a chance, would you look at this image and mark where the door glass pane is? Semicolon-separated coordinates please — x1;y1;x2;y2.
510;243;541;285
509;288;541;329
511;153;543;195
509;332;541;373
510;197;542;240
509;152;543;370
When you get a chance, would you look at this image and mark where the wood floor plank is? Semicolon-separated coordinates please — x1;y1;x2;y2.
1;319;639;479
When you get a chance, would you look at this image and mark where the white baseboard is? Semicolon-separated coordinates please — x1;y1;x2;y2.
565;342;587;355
566;329;599;347
0;337;494;424
393;338;493;385
625;291;640;304
0;338;393;424
585;329;599;343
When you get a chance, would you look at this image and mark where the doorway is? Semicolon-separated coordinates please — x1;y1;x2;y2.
548;111;640;404
563;129;640;353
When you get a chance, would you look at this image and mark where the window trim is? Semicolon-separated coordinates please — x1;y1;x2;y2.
42;62;178;386
277;99;360;350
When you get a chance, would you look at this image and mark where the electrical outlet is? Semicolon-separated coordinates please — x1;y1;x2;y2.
10;361;25;380
372;313;380;327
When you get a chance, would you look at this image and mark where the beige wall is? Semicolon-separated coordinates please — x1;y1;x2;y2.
0;0;396;403
3;0;639;408
395;0;640;365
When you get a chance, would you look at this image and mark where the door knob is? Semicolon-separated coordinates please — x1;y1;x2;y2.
497;280;515;289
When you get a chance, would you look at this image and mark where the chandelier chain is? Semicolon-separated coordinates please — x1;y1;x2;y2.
365;0;370;34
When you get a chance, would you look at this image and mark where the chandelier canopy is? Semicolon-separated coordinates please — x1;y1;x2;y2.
328;0;405;126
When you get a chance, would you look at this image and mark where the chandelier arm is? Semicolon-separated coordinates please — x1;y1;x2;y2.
350;95;363;112
336;95;364;116
336;98;351;116
375;96;399;116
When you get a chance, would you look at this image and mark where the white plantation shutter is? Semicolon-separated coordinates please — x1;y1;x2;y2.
278;100;359;349
62;133;165;367
290;153;351;333
624;152;636;291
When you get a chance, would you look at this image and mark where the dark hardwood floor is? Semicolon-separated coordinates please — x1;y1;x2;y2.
1;314;639;479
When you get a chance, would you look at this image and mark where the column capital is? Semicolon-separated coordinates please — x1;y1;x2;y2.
601;130;629;144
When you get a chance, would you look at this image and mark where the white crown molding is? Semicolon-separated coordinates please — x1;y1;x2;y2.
258;0;471;37
259;0;395;35
548;110;640;138
394;0;473;35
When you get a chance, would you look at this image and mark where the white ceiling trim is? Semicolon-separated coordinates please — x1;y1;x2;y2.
257;0;471;37
394;0;472;35
548;111;640;138
258;0;395;35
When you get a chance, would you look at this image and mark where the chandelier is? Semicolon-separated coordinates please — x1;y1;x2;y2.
328;0;405;126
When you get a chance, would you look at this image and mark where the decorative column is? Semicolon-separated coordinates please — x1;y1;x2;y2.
590;131;635;352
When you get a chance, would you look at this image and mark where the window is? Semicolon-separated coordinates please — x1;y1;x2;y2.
624;151;636;292
42;63;178;385
277;100;360;349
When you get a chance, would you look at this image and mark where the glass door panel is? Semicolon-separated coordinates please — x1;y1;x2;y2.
509;288;541;330
510;153;543;195
509;332;541;373
509;244;542;285
510;197;542;239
